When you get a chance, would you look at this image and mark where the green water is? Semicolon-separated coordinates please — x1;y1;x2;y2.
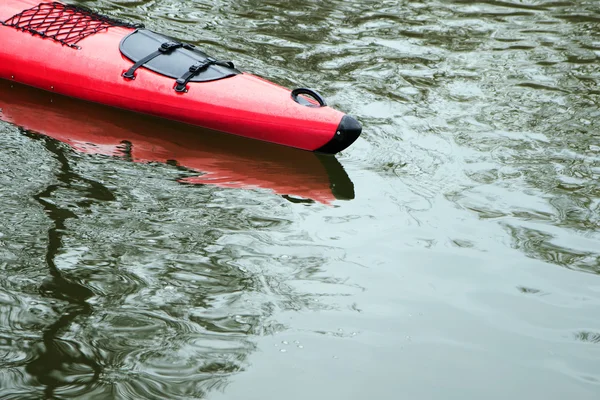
1;0;599;399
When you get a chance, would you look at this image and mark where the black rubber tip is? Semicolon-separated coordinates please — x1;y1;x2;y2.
316;115;362;154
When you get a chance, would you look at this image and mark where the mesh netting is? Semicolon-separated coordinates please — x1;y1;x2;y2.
2;2;142;49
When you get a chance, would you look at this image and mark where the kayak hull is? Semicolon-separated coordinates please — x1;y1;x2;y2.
0;0;361;153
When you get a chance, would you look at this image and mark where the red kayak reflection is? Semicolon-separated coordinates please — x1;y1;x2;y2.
0;80;354;204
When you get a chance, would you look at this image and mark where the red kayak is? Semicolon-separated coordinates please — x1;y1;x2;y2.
0;0;362;153
0;79;355;204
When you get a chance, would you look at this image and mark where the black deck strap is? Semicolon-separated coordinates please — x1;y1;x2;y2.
174;58;234;92
123;41;189;79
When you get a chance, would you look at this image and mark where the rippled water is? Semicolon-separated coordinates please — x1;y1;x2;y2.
1;0;600;399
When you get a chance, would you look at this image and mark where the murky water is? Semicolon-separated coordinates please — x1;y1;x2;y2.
1;0;600;399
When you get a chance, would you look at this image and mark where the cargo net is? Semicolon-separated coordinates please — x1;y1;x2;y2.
2;2;141;49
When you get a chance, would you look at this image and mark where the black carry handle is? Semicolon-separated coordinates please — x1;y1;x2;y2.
291;88;327;107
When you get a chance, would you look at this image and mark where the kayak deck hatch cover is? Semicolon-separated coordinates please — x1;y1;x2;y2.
0;0;362;153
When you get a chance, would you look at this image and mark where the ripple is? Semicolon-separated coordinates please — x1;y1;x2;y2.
3;0;600;398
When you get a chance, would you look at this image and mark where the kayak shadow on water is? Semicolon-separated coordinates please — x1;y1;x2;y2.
0;79;355;204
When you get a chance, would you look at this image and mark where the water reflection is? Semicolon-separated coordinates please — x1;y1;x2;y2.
0;80;355;205
1;105;349;398
1;130;264;398
27;134;103;397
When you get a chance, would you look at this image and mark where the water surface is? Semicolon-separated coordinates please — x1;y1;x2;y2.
1;0;599;399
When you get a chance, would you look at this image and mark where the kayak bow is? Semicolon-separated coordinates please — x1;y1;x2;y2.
0;0;362;153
